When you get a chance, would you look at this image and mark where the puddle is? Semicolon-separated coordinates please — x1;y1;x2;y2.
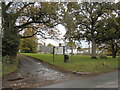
7;78;24;81
3;55;69;88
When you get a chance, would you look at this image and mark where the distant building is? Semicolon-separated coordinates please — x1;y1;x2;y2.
38;45;53;54
80;48;90;53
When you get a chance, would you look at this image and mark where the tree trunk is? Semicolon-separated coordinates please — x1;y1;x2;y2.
2;4;20;57
91;39;97;59
2;2;18;65
2;26;20;56
112;51;117;58
110;42;117;58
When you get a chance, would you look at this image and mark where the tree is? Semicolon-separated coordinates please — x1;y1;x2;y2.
77;46;81;54
63;2;114;59
66;41;77;49
96;2;120;58
20;29;38;53
2;2;63;63
62;5;78;55
47;44;54;46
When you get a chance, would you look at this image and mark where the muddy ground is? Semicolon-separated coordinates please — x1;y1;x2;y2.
2;55;78;89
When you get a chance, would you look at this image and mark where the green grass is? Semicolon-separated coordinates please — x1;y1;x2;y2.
0;56;2;76
2;56;18;76
21;53;119;74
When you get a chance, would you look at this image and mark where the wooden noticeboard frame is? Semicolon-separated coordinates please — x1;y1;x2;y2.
53;46;65;62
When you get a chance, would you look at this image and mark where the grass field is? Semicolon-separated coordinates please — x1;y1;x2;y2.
21;53;119;73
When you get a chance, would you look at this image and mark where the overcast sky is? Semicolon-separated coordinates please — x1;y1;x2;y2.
38;24;90;48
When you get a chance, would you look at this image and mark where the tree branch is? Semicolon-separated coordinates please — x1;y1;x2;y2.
20;31;38;38
15;20;50;29
78;22;91;30
16;3;34;16
6;2;13;10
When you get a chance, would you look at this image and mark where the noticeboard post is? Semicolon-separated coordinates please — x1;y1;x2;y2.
53;46;55;62
53;46;69;63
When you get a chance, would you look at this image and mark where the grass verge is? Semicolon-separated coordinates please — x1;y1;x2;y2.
2;56;18;76
21;53;119;74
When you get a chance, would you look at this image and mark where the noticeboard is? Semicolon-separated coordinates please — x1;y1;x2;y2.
54;47;63;55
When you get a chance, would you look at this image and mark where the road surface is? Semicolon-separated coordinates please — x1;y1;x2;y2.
2;55;119;89
2;55;74;89
43;71;119;88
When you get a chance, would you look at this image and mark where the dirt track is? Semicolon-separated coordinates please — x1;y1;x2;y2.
2;54;75;89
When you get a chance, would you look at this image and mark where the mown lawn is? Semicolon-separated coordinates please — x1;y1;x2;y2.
21;53;119;73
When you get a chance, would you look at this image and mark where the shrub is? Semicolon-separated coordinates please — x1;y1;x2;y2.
2;56;18;76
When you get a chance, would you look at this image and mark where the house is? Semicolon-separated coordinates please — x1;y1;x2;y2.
80;48;90;53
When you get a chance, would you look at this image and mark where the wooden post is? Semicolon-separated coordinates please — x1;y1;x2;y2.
63;46;65;62
71;45;73;63
63;46;65;55
53;46;55;62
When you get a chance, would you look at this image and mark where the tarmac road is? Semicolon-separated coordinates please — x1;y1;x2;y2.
43;70;119;88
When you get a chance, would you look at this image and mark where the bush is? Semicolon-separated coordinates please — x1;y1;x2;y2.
2;31;20;56
2;56;18;76
2;55;10;64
